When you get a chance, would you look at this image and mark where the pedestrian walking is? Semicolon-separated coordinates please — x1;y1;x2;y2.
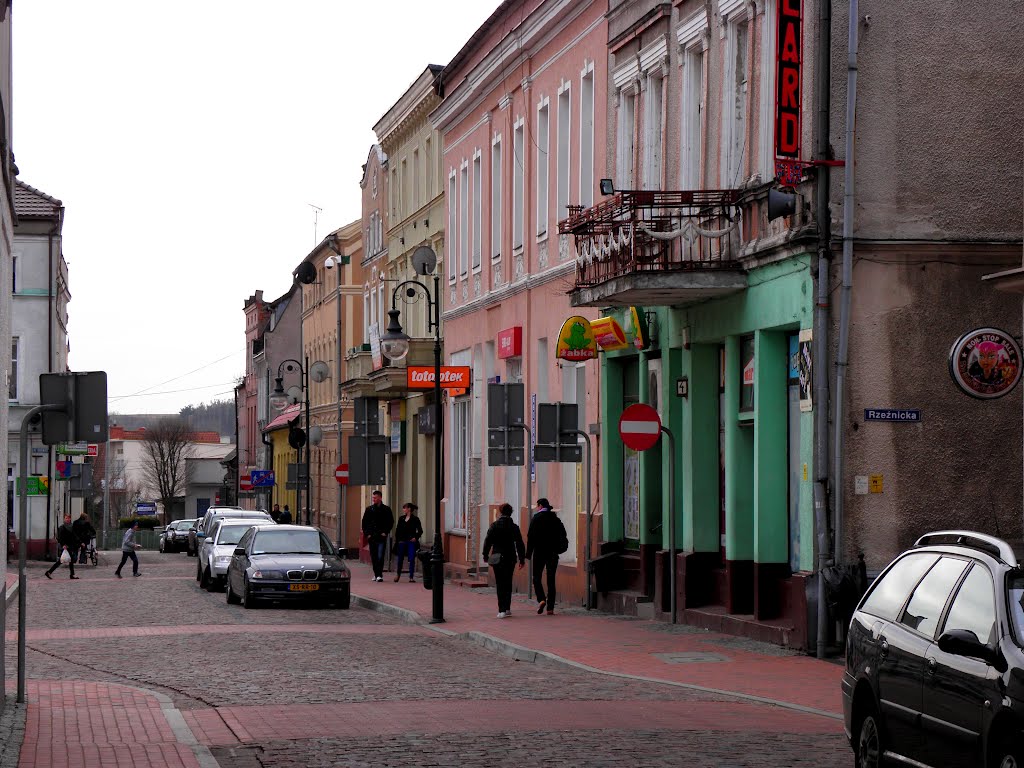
482;503;526;618
45;513;80;580
526;498;568;615
270;503;281;523
114;521;143;578
361;490;394;581
393;503;423;582
279;505;292;524
72;512;96;565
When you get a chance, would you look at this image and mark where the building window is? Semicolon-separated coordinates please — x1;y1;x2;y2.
491;136;502;260
681;43;704;189
580;66;595;208
556;84;571;221
643;72;664;190
740;334;755;412
413;149;421;212
617;88;636;189
11;254;16;293
758;0;778;181
448;171;457;282
459;162;469;276
8;337;17;401
513;119;525;249
536;99;549;236
425;137;433;199
391;167;398;219
363;293;370;344
472;152;482;271
723;13;749;187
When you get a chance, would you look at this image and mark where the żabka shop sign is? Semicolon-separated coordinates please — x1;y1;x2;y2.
406;366;472;390
775;0;802;185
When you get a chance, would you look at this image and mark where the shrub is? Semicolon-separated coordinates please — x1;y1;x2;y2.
118;516;159;530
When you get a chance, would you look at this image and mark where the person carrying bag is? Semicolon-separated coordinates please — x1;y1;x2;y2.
481;503;525;619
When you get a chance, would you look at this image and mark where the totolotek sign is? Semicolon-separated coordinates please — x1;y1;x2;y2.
863;409;921;423
406;366;472;390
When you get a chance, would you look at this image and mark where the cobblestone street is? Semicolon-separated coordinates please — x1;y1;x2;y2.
3;552;850;767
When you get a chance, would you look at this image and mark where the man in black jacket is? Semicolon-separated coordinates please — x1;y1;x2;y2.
361;490;394;582
46;513;80;580
526;498;567;615
72;512;96;565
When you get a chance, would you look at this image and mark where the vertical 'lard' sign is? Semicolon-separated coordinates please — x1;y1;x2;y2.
775;0;803;184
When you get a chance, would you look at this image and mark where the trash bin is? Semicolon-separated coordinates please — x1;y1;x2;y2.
416;549;433;590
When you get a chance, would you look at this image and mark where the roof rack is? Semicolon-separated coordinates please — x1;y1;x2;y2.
914;530;1018;567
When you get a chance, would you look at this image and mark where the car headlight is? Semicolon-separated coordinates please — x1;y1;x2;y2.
214;556;232;566
251;569;285;579
320;569;348;580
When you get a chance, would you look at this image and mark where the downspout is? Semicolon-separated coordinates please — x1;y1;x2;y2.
833;0;859;569
813;0;833;658
234;386;240;505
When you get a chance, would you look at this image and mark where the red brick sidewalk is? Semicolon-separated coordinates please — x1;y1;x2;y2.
348;560;845;718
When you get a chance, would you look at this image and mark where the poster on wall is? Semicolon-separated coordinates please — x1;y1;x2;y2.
797;328;813;411
949;327;1022;399
623;447;640;542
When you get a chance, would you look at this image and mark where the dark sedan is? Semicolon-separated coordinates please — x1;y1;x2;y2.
225;524;350;609
159;518;197;554
842;530;1024;768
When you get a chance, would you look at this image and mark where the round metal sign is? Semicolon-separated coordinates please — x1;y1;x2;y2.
948;327;1022;399
618;403;662;451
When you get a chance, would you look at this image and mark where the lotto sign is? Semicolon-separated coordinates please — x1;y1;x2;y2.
406;366;472;390
618;404;662;452
335;464;349;485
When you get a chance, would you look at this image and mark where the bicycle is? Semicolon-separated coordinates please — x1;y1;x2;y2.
87;537;99;566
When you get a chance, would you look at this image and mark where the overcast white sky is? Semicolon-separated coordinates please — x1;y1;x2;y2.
13;1;496;416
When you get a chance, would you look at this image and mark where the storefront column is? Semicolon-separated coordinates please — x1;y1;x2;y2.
723;335;754;613
753;329;790;619
600;357;624;543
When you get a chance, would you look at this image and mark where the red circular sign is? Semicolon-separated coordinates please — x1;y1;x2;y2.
618;404;662;451
335;464;349;485
239;475;252;492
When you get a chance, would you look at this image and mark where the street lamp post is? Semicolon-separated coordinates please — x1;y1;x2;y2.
270;358;311;523
380;246;444;624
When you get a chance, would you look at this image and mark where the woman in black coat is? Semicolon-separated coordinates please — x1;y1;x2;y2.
481;503;525;618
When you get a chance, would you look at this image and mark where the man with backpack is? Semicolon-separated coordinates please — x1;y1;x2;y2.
526;498;568;615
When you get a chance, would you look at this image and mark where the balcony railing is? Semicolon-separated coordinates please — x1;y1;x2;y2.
559;190;742;288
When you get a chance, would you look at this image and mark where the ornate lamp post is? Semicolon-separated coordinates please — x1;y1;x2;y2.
270;358;310;523
379;246;444;623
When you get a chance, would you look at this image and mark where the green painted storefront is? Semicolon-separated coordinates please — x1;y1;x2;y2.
597;255;815;635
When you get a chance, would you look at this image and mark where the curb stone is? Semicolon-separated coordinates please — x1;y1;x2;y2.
0;698;26;768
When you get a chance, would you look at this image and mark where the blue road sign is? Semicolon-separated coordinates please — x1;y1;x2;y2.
251;470;275;488
136;502;157;515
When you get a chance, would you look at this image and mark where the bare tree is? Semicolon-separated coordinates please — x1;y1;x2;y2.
139;419;196;515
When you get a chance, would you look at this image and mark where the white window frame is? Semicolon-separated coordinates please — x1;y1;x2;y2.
448;170;458;283
451;398;470;532
642;70;665;190
413;148;421;212
535;97;550;238
759;0;778;182
616;85;637;189
721;8;750;188
491;134;503;262
677;11;708;190
513;117;525;250
8;337;18;401
459;160;469;277
579;63;595;208
472;150;482;272
556;81;571;222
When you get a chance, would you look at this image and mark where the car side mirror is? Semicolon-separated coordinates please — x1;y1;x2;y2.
335;547;347;559
233;547;245;556
938;628;1004;670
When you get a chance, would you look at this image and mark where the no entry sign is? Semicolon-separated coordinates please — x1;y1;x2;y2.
335;464;349;485
239;474;253;492
618;404;662;451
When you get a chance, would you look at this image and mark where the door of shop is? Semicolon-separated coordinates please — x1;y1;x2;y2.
622;358;640;550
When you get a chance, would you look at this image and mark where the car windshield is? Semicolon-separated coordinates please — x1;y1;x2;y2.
174;521;192;530
251;529;326;555
216;525;253;546
1009;573;1024;646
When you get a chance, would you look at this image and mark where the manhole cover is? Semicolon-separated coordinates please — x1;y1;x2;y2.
653;651;729;664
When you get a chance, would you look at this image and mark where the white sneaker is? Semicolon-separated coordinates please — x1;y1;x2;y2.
496;611;505;618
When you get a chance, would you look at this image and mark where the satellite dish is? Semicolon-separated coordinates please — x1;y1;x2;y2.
411;246;437;276
294;261;317;284
286;385;303;404
308;426;323;446
310;360;331;383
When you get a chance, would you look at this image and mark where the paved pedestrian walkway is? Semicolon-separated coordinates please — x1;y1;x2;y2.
348;560;845;718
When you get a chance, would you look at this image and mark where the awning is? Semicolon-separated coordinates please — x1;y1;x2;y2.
262;403;301;432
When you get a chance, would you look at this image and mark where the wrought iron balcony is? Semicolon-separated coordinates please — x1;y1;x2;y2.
559;189;747;307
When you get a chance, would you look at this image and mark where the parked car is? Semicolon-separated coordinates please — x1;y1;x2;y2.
197;519;258;591
842;530;1024;768
225;524;350;609
188;507;268;557
159;518;197;554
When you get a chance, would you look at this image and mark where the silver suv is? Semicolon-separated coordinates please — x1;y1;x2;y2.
192;508;272;577
198;519;259;591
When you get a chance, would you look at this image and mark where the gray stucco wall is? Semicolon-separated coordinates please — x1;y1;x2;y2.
830;0;1024;241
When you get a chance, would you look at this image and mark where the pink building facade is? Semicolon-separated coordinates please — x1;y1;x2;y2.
432;0;608;602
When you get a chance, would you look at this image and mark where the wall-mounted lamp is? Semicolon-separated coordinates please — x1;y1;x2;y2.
599;178;615;196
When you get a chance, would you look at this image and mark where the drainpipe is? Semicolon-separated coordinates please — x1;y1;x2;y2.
833;0;860;570
813;0;833;659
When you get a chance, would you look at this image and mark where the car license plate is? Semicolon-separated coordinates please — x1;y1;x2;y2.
289;583;318;592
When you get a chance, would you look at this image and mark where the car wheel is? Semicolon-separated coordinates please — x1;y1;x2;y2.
992;731;1024;768
200;567;212;592
241;578;257;609
225;577;240;604
196;564;203;582
335;585;351;609
855;706;884;768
